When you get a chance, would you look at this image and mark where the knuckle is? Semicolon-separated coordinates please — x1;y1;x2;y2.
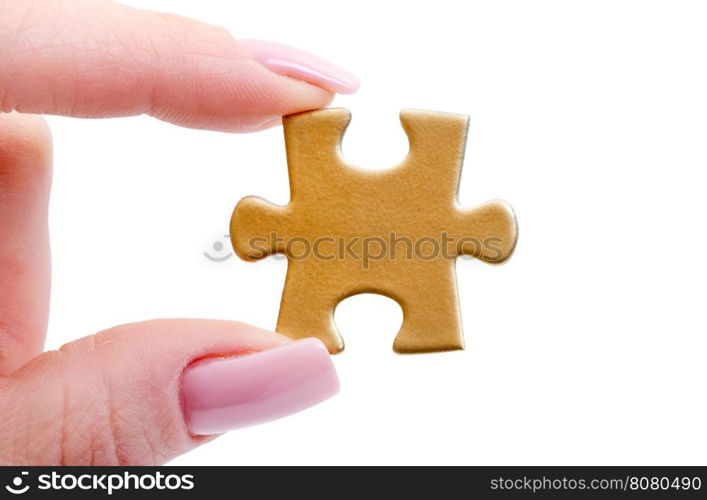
0;113;52;188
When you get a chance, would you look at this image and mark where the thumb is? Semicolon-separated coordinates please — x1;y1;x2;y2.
0;320;338;465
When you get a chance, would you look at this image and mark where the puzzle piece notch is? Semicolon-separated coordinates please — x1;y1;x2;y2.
231;108;517;353
279;108;471;202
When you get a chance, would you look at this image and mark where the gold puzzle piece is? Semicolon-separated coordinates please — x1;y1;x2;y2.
230;108;517;353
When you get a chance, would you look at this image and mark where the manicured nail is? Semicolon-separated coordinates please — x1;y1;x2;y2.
181;338;339;435
240;39;360;94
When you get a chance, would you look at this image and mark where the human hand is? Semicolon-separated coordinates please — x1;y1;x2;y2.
0;0;358;465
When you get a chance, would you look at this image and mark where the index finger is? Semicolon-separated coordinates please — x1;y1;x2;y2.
0;0;359;132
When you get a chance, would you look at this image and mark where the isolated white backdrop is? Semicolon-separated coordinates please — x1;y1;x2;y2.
45;0;706;465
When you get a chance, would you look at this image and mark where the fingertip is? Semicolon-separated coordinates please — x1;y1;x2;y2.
147;55;336;132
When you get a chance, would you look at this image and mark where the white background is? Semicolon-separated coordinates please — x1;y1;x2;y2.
46;0;706;465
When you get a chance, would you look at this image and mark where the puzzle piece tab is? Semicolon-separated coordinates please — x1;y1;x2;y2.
230;108;517;353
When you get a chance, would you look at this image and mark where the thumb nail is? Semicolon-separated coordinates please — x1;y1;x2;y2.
239;39;360;95
181;338;339;435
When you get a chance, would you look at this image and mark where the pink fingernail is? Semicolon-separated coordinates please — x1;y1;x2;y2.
240;39;360;94
181;338;339;435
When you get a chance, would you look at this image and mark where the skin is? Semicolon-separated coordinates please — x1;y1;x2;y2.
0;0;335;465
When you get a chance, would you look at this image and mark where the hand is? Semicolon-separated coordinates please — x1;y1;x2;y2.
0;0;357;465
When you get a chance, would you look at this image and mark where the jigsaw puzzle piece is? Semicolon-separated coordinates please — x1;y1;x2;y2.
230;107;517;353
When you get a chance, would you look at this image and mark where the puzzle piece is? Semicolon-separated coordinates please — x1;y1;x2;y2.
230;108;517;353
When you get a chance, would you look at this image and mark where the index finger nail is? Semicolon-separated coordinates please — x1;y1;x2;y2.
239;39;360;95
